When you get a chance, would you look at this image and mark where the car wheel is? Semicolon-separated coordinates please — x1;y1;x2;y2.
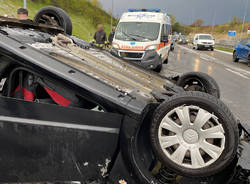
34;6;73;35
233;51;239;62
211;48;214;51
150;91;239;177
248;55;250;67
164;57;168;64
176;72;220;98
154;63;163;73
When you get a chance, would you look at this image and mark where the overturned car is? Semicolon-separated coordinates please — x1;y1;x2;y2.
0;6;249;184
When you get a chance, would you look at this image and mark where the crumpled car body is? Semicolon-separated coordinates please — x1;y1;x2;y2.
0;16;248;184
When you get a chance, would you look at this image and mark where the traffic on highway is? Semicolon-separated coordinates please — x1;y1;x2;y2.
0;1;249;184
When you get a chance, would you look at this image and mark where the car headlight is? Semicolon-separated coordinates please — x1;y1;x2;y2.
112;43;119;49
145;45;158;51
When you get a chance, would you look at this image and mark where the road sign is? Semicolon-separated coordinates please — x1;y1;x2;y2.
228;31;236;37
248;26;250;34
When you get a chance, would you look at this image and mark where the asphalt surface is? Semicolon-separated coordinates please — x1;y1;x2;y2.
161;44;250;125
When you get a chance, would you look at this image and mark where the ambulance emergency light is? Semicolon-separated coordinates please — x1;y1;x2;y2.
128;8;161;13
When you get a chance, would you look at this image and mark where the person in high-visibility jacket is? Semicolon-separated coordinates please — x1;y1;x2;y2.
93;24;107;45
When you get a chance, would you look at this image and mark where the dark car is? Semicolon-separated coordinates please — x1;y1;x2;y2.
233;38;250;66
178;35;188;45
0;6;248;184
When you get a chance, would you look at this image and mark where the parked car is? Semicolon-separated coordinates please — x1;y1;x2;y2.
0;6;247;184
233;38;250;67
193;34;215;51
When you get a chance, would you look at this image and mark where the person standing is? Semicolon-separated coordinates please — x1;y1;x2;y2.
108;26;116;45
17;8;29;20
93;24;107;45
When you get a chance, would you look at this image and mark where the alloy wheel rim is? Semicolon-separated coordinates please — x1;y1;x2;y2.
158;105;225;169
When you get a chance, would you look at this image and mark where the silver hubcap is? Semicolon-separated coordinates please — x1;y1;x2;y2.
158;105;225;169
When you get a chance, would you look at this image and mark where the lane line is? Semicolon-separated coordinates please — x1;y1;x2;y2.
226;68;250;79
177;45;250;79
215;49;233;55
200;57;210;61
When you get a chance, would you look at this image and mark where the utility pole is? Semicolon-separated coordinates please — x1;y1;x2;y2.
110;0;114;31
23;0;27;8
240;0;249;39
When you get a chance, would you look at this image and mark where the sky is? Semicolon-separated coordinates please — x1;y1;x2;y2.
98;0;250;25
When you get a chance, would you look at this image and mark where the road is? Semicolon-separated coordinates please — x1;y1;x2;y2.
161;44;250;125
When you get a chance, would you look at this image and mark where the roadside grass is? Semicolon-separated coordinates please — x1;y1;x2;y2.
215;46;234;53
0;0;112;41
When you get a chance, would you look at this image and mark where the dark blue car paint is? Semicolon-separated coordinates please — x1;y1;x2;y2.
234;38;250;62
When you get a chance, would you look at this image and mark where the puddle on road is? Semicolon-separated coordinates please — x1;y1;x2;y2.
194;58;200;72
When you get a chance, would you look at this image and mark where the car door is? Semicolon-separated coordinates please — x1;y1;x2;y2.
242;38;250;60
194;35;198;46
0;96;122;182
238;39;247;59
158;24;170;61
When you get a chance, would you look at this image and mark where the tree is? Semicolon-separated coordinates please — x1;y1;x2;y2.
173;22;181;33
230;16;241;25
168;14;176;25
191;19;204;27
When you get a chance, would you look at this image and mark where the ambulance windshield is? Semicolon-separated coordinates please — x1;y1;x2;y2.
115;22;160;42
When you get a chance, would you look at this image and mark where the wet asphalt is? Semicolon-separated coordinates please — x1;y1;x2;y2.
161;44;250;125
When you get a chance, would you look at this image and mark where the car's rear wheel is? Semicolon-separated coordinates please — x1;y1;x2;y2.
233;51;239;62
150;91;239;177
177;72;220;98
34;6;73;35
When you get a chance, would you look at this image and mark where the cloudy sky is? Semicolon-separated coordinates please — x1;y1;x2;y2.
98;0;250;25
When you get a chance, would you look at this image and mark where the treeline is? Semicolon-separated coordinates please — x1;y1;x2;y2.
31;0;117;27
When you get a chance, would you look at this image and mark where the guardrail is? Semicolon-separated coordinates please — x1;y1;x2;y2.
215;39;239;49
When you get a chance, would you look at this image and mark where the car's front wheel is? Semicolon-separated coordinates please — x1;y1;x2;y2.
150;92;239;177
248;55;250;67
233;51;239;62
154;63;163;73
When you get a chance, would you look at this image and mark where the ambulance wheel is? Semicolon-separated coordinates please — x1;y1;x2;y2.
154;63;163;73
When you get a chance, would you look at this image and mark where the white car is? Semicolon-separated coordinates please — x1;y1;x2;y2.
193;34;215;51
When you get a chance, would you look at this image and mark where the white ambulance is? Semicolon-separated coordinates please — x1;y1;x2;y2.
111;9;172;72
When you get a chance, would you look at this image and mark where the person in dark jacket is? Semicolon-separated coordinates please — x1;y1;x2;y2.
108;26;116;45
93;24;107;45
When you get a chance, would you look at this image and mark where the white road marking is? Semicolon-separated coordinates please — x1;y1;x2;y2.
215;49;233;55
226;68;250;79
0;116;119;134
200;57;210;61
177;45;250;80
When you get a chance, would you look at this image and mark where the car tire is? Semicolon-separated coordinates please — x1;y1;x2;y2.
176;72;220;98
164;57;168;64
248;55;250;67
34;6;73;35
233;51;239;62
211;48;214;51
154;63;163;73
150;91;239;177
